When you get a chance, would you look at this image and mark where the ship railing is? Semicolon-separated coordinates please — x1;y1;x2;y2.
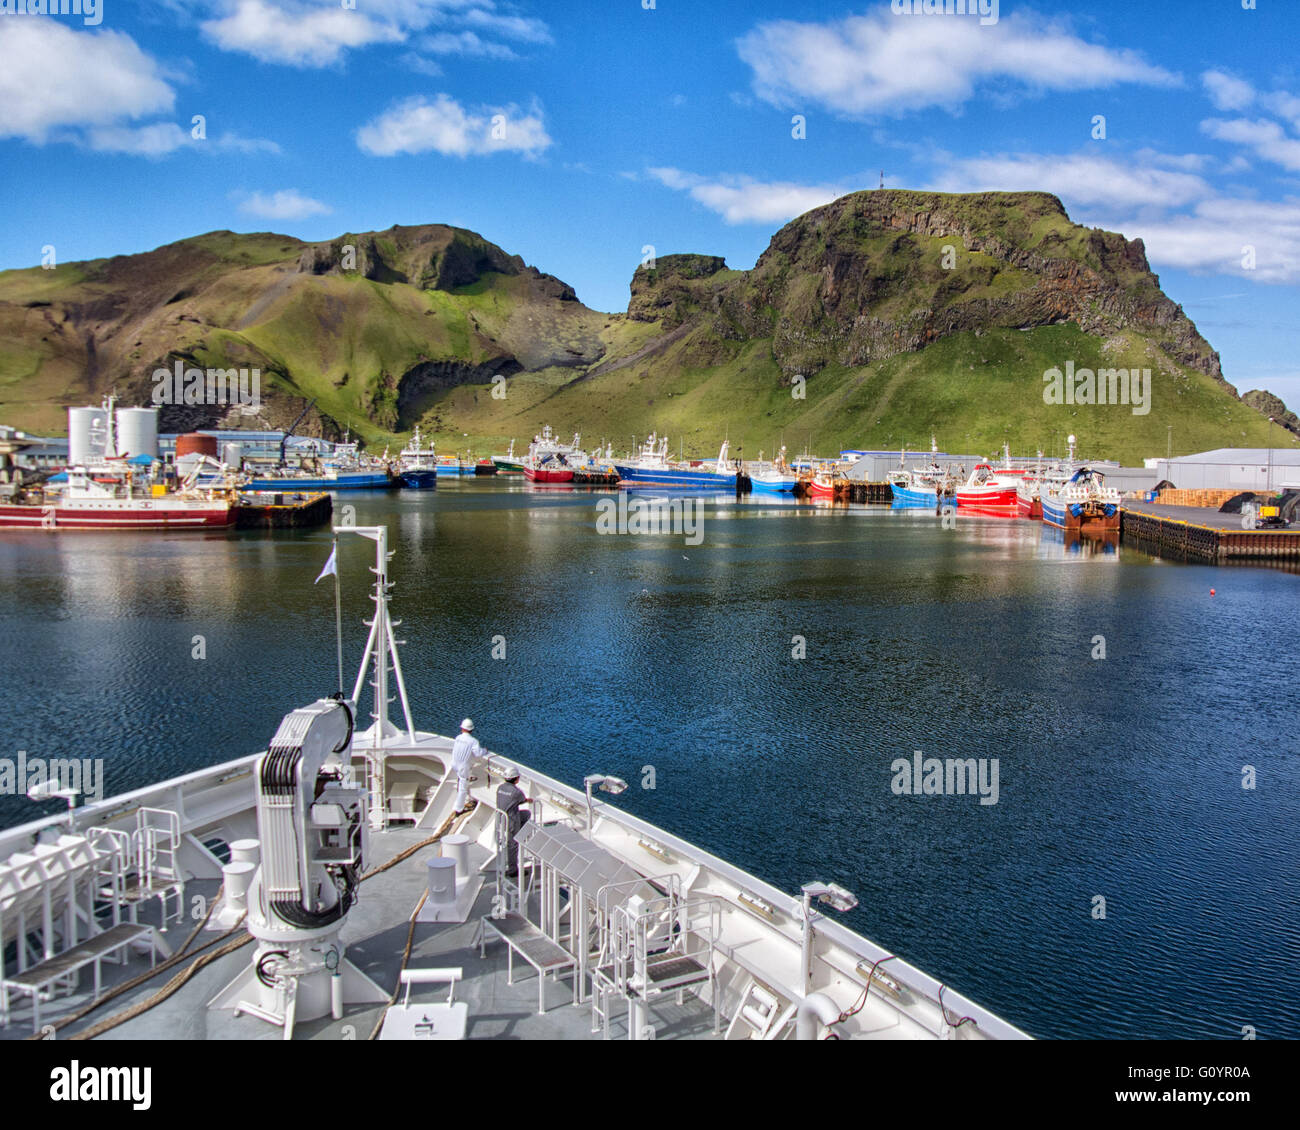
134;807;185;930
590;886;721;1038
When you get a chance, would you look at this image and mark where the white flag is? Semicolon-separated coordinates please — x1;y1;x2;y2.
315;545;337;584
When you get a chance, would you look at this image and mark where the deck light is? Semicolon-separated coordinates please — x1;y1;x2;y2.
583;774;628;832
799;881;859;993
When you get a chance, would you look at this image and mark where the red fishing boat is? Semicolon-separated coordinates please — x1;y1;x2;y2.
956;464;1018;510
0;465;233;530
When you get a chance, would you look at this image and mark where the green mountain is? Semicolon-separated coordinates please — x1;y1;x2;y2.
0;190;1291;464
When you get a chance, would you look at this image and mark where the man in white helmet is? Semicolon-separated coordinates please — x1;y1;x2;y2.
496;764;532;878
450;718;483;814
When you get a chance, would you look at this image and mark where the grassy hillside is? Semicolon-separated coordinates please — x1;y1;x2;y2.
0;193;1291;464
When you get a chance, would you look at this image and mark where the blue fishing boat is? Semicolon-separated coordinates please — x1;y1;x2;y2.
888;466;959;507
397;426;438;490
748;447;798;493
614;435;738;489
1041;466;1121;532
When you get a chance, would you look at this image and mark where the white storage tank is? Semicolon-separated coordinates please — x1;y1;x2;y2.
67;405;107;466
222;441;244;469
116;406;159;460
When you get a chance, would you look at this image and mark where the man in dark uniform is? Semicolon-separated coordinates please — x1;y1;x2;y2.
496;764;531;878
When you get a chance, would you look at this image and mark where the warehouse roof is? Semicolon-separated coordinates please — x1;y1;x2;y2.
1164;448;1300;464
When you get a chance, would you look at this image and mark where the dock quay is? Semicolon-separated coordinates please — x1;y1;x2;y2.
848;481;895;503
792;480;894;502
233;490;332;529
1121;500;1300;563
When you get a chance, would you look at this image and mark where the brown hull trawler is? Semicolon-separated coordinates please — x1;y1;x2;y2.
1042;467;1122;532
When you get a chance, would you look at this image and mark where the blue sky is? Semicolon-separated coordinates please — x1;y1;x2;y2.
4;0;1300;409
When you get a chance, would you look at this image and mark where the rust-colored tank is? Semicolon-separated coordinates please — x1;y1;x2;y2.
176;433;218;460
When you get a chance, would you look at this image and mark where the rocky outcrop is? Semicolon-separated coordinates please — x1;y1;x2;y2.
297;224;527;291
1242;389;1300;436
628;254;728;326
630;190;1225;386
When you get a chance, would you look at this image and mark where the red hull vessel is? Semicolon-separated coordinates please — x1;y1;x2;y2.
523;465;575;483
956;464;1018;509
1015;493;1042;520
0;500;233;530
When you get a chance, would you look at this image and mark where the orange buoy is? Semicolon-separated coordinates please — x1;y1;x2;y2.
1210;588;1216;596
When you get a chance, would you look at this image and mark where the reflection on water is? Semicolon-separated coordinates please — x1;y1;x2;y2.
1;481;1297;1040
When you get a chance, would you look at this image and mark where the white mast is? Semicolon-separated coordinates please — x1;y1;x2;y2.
341;525;416;744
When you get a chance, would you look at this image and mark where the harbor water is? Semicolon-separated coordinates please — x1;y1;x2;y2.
1;482;1296;1040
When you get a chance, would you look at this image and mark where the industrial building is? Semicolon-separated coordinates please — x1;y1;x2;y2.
1;409;342;471
1150;448;1300;493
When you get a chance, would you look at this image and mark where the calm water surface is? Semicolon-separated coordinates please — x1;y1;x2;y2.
1;481;1297;1040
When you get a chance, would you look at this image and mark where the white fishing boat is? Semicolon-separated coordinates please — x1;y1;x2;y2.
397;426;438;489
0;526;1028;1043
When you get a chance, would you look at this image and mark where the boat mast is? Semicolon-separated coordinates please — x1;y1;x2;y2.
343;525;416;744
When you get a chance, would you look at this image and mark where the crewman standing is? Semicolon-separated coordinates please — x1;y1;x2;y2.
450;718;482;814
496;765;532;878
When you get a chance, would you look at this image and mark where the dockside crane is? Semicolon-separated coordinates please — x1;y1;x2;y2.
279;399;317;468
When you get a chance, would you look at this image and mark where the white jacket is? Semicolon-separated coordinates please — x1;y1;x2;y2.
451;731;483;777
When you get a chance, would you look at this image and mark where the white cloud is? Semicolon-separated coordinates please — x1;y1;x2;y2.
929;152;1209;210
926;145;1300;284
418;30;518;59
1201;117;1300;173
236;189;332;220
0;20;174;143
81;123;281;157
1091;197;1300;285
648;168;849;225
462;8;551;44
735;10;1178;117
1202;70;1255;112
199;0;551;68
200;0;402;67
356;93;551;157
1262;91;1300;132
85;122;193;156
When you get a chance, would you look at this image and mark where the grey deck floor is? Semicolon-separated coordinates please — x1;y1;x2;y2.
2;823;719;1042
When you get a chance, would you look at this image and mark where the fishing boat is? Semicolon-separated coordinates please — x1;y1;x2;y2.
247;441;395;491
748;446;799;493
0;524;1029;1044
955;464;1019;510
396;426;439;490
523;454;574;483
0;461;233;530
1041;467;1121;532
807;464;845;500
520;425;578;483
613;434;738;489
1014;476;1042;520
570;442;620;486
889;464;959;507
491;439;525;474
